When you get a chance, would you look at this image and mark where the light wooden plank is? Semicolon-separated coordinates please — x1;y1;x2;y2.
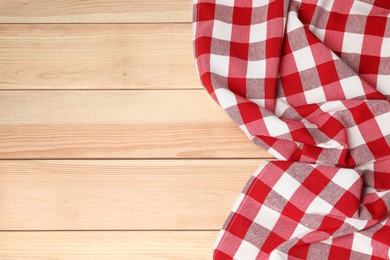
0;0;192;23
0;24;199;90
0;159;264;230
0;90;271;159
0;231;217;259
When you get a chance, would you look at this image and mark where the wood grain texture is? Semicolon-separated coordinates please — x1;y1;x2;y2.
0;159;264;230
0;0;193;23
0;90;271;159
0;24;199;90
0;231;217;259
0;2;273;258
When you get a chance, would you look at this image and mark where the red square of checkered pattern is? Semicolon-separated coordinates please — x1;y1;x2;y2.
232;6;252;25
316;61;340;86
365;16;388;37
225;212;253;240
360;55;382;75
328;245;352;259
196;2;215;22
194;0;390;258
261;231;286;254
196;36;212;57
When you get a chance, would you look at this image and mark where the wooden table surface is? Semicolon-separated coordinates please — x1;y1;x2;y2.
0;1;271;259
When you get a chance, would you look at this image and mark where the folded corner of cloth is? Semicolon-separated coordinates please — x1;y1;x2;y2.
193;0;390;259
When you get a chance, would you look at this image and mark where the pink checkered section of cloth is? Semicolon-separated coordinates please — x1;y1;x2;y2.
193;0;390;259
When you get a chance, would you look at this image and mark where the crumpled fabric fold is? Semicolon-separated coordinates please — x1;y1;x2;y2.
193;0;390;258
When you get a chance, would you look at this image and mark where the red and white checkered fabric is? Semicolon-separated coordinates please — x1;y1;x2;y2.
193;0;390;258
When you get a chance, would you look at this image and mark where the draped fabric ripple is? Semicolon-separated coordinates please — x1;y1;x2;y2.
193;0;390;258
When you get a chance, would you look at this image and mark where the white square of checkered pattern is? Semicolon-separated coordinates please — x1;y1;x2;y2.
350;1;374;15
291;223;313;238
216;0;234;6
352;233;373;255
272;172;300;200
249;22;267;43
339;76;366;99
253;205;281;230
214;88;237;109
381;37;390;57
210;54;230;77
342;32;364;54
212;20;232;41
234;240;260;259
347;125;366;148
252;1;270;8
247;60;266;78
376;111;390;136
263;115;290;137
304;87;326;103
292;46;316;72
305;196;333;214
377;75;390;95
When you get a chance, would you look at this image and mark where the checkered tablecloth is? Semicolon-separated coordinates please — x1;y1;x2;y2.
193;0;390;258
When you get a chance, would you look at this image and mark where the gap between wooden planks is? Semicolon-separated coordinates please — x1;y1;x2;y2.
0;0;193;23
0;90;271;159
0;231;217;259
0;24;199;90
